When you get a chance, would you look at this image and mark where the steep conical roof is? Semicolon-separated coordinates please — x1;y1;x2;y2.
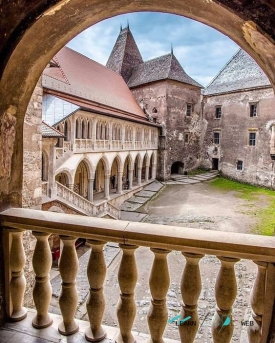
204;49;271;95
106;26;143;83
128;53;203;88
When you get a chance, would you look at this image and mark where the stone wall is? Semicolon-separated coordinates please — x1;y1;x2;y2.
202;87;275;188
131;80;204;180
22;78;43;308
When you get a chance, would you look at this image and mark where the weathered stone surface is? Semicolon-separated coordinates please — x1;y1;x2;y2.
134;190;155;198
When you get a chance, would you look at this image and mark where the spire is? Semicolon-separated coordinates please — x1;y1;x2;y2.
171;43;173;55
120;24;122;32
106;26;143;83
127;19;129;29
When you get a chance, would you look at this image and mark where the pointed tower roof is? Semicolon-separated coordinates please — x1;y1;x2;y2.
128;53;203;88
106;26;143;83
204;49;271;95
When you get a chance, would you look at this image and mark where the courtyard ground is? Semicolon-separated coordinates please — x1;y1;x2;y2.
49;177;275;343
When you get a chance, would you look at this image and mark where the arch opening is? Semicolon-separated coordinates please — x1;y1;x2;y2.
171;161;185;175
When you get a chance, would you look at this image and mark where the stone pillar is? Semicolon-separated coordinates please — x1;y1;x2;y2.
128;169;133;190
104;174;110;200
9;229;27;322
115;244;138;343
248;261;267;343
32;231;53;329
147;248;170;343
87;178;94;202
212;256;239;343
58;236;79;336
68;184;74;191
145;165;149;182
121;126;125;149
137;167;142;186
179;252;204;343
152;164;157;180
85;239;107;342
117;172;123;194
48;142;56;197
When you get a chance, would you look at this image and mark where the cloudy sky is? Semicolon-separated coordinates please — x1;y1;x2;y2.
67;12;239;87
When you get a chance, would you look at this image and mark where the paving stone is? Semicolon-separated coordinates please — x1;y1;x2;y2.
143;181;164;192
120;201;142;211
135;190;156;198
120;211;148;222
128;196;149;204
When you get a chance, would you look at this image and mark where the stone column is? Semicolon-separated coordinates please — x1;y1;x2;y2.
9;229;27;322
145;165;149;182
212;256;239;343
104;174;110;200
32;231;53;329
87;178;94;202
137;167;142;186
128;169;133;190
152;164;157;180
247;261;267;343
117;172;123;194
115;244;138;343
147;248;170;343
179;252;204;343
58;235;79;336
85;240;107;342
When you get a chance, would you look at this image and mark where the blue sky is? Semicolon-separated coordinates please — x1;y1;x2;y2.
67;12;239;87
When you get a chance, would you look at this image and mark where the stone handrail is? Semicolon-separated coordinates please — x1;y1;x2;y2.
1;208;275;343
56;181;97;216
56;181;120;219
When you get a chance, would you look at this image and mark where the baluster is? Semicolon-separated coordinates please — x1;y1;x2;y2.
32;231;53;328
212;256;239;343
115;244;138;343
179;252;204;343
247;261;267;343
147;248;170;343
9;229;27;321
58;235;79;335
85;240;107;342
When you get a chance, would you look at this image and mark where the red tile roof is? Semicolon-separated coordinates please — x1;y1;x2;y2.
43;47;146;120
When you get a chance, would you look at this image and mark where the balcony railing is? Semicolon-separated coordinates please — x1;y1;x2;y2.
1;208;274;343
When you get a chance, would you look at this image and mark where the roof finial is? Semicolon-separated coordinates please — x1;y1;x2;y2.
171;43;173;55
127;19;129;29
120;24;122;32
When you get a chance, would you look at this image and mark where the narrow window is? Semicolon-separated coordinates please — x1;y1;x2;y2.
249;132;256;146
184;133;189;143
214;132;220;144
250;104;257;117
236;160;243;170
215;106;221;119
186;104;192;116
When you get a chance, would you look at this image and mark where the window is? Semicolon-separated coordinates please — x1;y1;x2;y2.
184;133;189;143
250;103;257;117
236;160;243;170
214;132;220;144
215;106;221;119
249;132;256;146
186;104;192;116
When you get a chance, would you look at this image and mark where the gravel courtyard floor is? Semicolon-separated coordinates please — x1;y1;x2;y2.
50;178;272;343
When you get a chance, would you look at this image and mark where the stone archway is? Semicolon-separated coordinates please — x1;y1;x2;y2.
171;161;185;175
74;161;89;197
2;1;275;209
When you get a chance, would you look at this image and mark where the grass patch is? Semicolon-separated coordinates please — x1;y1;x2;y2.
210;177;275;236
187;168;211;176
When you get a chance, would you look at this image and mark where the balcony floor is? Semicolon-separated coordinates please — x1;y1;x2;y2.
0;309;178;343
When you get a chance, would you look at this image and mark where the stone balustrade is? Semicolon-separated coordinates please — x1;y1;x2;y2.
1;208;275;343
56;181;120;219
